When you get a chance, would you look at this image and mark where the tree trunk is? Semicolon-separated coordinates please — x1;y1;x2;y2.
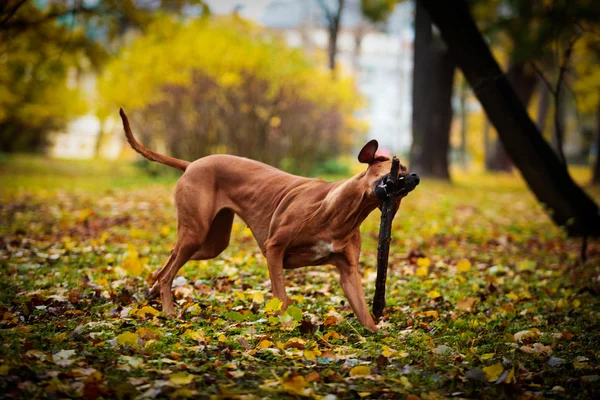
328;25;338;72
417;0;600;236
486;63;537;172
483;117;492;170
410;1;456;180
551;87;567;164
460;82;468;169
593;98;600;185
537;82;550;135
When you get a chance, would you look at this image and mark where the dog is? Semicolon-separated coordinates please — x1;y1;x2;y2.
119;109;419;332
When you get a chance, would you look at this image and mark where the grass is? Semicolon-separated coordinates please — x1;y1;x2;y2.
1;154;599;399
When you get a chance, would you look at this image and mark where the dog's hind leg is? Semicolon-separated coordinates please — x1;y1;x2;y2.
150;231;200;315
190;209;234;260
149;209;233;314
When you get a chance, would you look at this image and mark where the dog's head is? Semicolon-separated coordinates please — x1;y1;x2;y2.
358;140;419;202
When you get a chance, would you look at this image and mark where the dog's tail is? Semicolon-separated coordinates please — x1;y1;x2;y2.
119;108;190;172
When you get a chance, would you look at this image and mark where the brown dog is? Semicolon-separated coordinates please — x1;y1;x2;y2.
120;109;419;332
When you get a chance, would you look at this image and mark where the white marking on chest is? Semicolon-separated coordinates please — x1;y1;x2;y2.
311;241;335;260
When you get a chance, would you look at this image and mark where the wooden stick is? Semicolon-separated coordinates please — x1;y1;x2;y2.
372;157;400;320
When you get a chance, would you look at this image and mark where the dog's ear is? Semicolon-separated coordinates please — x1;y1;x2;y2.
358;140;378;164
358;140;391;164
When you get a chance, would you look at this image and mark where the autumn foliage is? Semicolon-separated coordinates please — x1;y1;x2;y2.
100;16;364;175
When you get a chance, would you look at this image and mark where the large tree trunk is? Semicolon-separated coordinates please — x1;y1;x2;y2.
486;64;537;171
593;98;600;185
410;1;456;180
417;0;600;236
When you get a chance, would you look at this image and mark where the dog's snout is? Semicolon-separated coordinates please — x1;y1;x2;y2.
410;172;420;186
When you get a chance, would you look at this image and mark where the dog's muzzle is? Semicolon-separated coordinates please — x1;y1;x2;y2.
375;173;420;201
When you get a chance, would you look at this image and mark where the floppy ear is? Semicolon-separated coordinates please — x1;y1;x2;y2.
358;140;379;164
358;139;391;164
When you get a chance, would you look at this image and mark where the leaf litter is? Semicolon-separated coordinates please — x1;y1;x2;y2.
0;173;599;398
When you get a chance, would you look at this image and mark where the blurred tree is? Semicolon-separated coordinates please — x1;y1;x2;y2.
0;0;207;153
572;35;600;184
100;16;364;176
315;0;346;74
472;0;600;172
418;0;600;236
410;1;455;180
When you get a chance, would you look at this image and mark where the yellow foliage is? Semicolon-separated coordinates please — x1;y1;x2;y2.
116;332;139;347
483;363;503;382
349;366;371;377
99;15;362;119
121;245;143;276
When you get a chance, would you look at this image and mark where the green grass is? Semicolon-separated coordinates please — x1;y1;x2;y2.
1;154;599;399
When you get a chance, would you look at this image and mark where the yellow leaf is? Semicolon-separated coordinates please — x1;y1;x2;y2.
483;363;503;382
137;305;160;318
265;298;283;312
480;353;495;360
349;366;371;377
258;340;273;349
218;334;227;342
415;266;428;276
382;346;396;358
169;372;195;386
505;367;516;383
427;290;441;299
234;292;246;301
116;332;139;347
280;375;308;396
323;331;342;341
506;292;519;301
417;257;431;267
417;310;439;319
160;225;171;237
358;392;371;398
456;259;471;272
398;351;410;358
252;292;265;304
121;247;142;276
184;330;206;343
304;348;321;360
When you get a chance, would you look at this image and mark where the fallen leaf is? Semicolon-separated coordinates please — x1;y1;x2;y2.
519;343;552;355
137;305;160;319
52;349;77;366
265;298;283;312
349;366;371;377
457;297;477;312
483;363;503;382
456;259;471;272
252;292;265;304
427;290;441;299
121;246;142;276
280;374;309;396
169;372;195;386
116;332;139;347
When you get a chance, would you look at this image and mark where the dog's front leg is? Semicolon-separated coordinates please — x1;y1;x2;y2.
336;258;379;333
265;244;291;309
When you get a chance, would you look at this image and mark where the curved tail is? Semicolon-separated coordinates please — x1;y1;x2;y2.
119;108;190;172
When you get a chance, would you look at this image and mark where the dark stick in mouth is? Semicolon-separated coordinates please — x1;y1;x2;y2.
372;156;400;321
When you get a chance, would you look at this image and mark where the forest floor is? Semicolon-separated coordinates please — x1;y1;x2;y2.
1;156;599;399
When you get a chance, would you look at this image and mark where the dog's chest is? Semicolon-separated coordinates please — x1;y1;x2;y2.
311;241;335;260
